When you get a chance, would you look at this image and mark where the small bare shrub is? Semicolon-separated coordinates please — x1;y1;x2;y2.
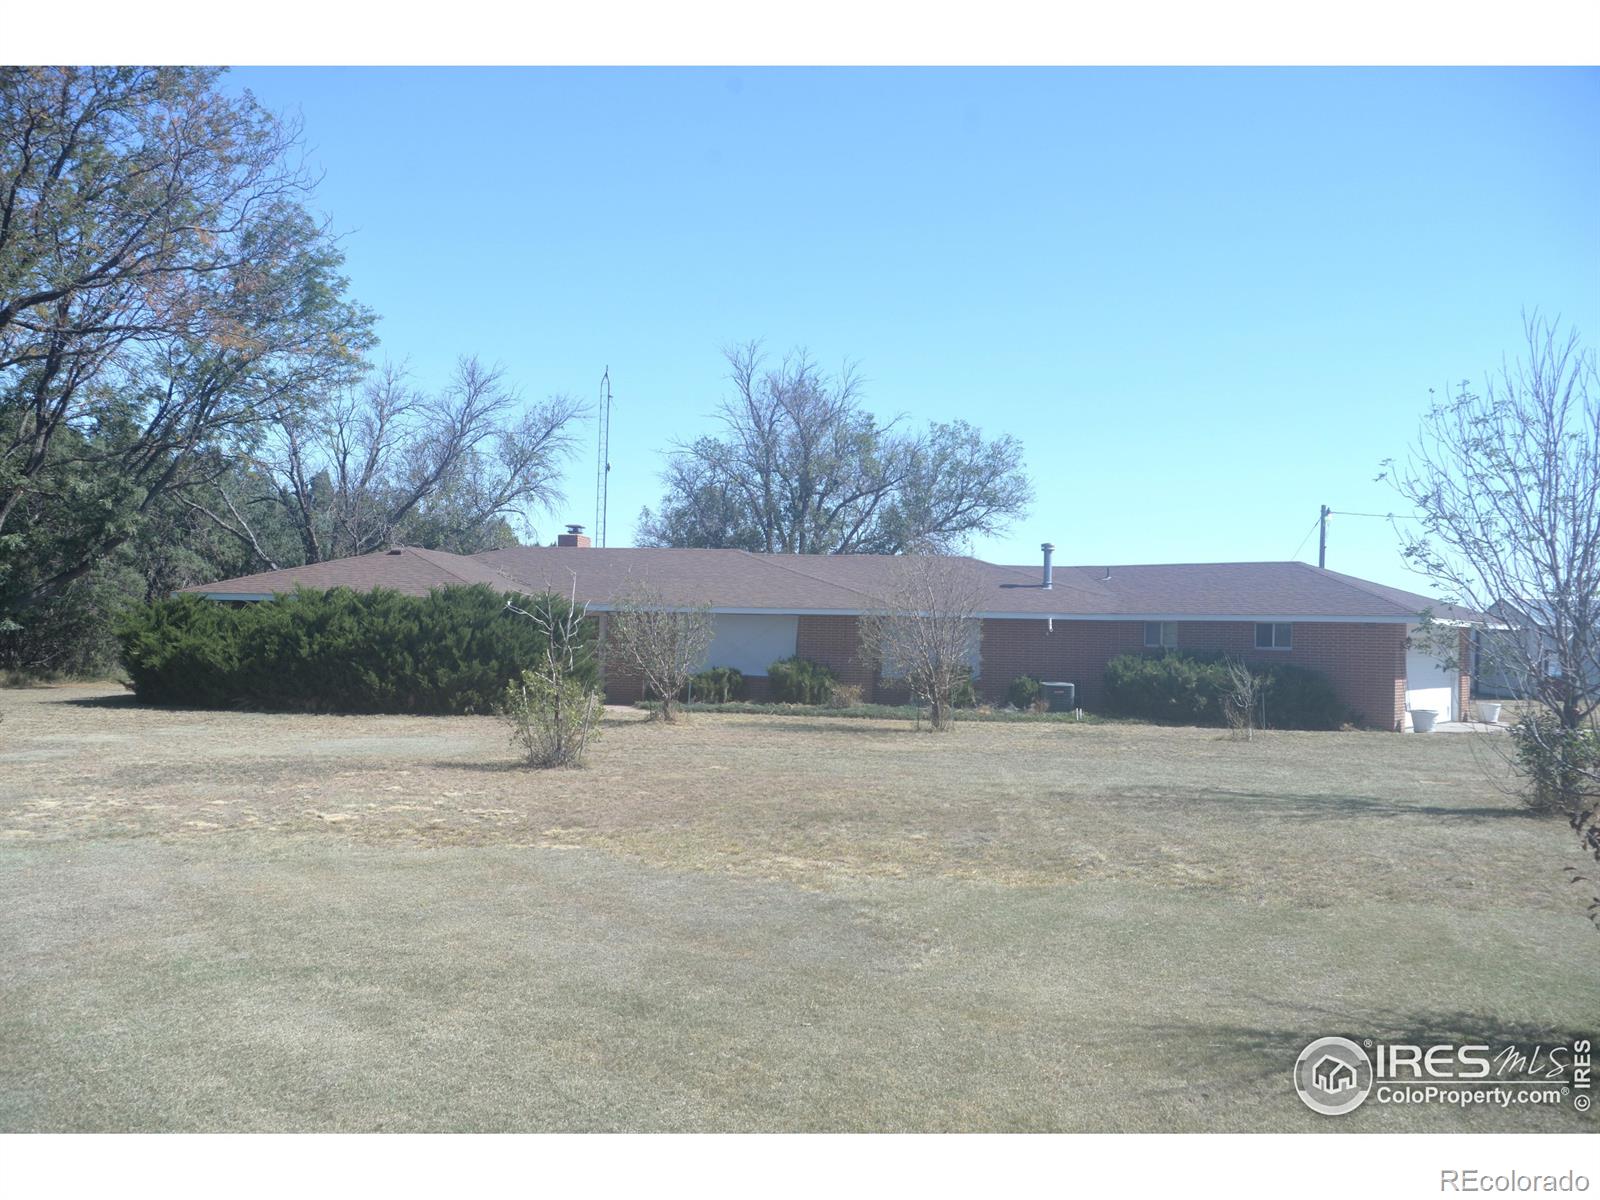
502;671;603;768
502;580;603;767
827;682;864;709
1221;658;1263;741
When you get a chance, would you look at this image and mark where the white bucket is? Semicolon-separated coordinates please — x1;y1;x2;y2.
1411;708;1438;733
1476;701;1503;724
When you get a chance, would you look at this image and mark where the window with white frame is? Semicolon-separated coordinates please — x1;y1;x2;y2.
1144;621;1177;648
1255;622;1293;650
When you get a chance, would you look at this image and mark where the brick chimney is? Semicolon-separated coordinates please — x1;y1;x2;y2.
556;523;592;548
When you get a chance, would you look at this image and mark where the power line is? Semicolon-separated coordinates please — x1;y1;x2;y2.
1290;515;1322;561
1304;506;1410;570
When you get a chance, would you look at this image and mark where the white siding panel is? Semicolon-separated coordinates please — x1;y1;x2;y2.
701;614;799;676
1404;623;1456;727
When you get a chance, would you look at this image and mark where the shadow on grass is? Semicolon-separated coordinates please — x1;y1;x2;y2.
1106;786;1544;823
56;691;145;709
53;691;282;717
54;692;362;716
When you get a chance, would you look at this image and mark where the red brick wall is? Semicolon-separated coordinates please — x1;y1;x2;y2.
1175;620;1407;730
794;615;878;696
601;611;1413;728
1458;627;1473;719
976;617;1408;729
977;618;1147;711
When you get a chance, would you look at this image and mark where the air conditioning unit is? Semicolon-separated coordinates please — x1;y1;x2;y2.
1041;681;1076;712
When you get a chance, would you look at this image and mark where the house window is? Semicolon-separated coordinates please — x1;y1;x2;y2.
1255;622;1293;650
1144;621;1177;648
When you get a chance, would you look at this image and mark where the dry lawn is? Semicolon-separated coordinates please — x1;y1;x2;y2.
0;683;1594;1132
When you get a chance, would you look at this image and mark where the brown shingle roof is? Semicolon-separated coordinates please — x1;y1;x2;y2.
185;545;1461;622
179;546;522;599
995;560;1461;620
471;546;877;610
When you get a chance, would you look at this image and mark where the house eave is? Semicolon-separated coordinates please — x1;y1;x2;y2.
979;612;1422;624
190;593;1445;625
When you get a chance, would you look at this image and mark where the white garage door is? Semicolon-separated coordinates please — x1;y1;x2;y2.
1405;624;1456;726
700;613;800;676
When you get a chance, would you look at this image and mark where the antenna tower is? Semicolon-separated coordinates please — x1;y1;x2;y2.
595;367;613;547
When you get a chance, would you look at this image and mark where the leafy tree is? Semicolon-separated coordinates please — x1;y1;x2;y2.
0;67;374;628
0;444;307;676
636;441;766;551
637;342;1031;554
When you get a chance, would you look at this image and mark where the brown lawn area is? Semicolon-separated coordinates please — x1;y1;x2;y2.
1;682;1594;1132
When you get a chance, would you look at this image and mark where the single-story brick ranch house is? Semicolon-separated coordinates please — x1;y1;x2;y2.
185;535;1474;731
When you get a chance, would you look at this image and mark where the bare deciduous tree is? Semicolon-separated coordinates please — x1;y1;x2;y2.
1386;315;1599;730
192;357;586;566
604;583;714;723
1384;313;1600;924
859;552;983;732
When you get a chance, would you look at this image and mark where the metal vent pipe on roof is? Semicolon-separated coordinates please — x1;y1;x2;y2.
1041;543;1055;590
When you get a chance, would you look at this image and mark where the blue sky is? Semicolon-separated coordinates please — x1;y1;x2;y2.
226;67;1599;590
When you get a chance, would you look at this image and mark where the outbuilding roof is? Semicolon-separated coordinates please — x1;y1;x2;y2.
184;544;1464;623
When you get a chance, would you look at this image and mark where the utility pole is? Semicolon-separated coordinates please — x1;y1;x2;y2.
1317;504;1330;569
